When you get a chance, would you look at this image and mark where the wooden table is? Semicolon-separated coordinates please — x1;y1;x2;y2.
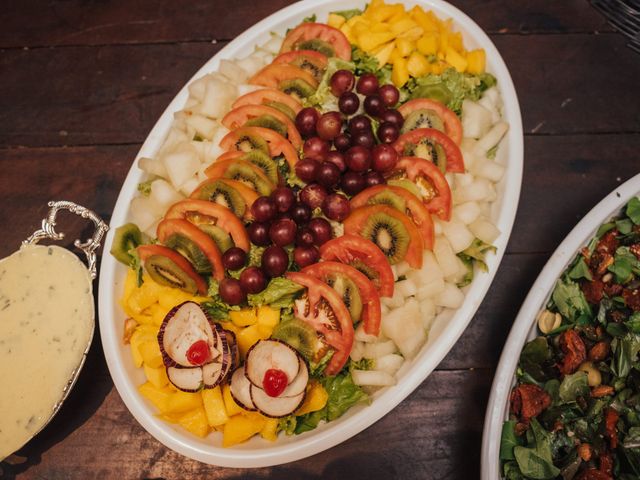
1;1;639;478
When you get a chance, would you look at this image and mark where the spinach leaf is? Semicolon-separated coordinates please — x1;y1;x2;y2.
567;257;592;281
612;333;640;378
626;312;640;334
551;278;591;322
503;461;525;480
559;371;589;403
608;246;640;284
500;420;523;461
596;221;616;238
617;218;634;235
513;419;560;479
520;337;551;382
627;197;640;225
247;277;303;308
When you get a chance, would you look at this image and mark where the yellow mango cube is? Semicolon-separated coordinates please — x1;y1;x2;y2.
395;38;415;58
222;414;265;447
430;61;447;75
389;16;419;36
139;382;173;412
445;47;468;72
202;386;229;427
448;31;464;52
369;4;403;22
407;51;430;77
157;412;182;424
230;308;258;327
411;8;440;32
466;49;486;74
295;381;329;416
144;364;169;389
351;19;371;38
370;21;392;33
388;47;403;65
257;305;280;330
127;283;159;315
132;311;155;325
397;26;424;41
372;41;396;67
166;390;203;414
222;383;245;417
148;303;169;326
130;341;144;368
416;34;438;56
130;327;157;368
327;13;346;29
260;418;279;442
237;324;270;358
391;57;409;87
358;31;396;53
123;269;137;302
158;286;194;310
139;340;164;368
178;406;210;438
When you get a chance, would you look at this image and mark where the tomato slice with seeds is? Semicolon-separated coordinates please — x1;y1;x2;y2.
164;199;250;252
190;177;259;220
219;126;299;170
231;88;303;114
157;218;225;281
398;98;463;145
221;104;302;149
393;128;465;173
285;271;354;375
301;261;381;336
319;234;394;298
350;185;434;251
249;63;319;89
137;244;208;295
272;49;328;82
280;23;352;61
386;157;453;221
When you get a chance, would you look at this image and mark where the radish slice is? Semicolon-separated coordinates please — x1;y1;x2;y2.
202;361;224;387
167;366;204;392
230;366;256;411
250;384;305;418
281;359;309;398
244;340;300;388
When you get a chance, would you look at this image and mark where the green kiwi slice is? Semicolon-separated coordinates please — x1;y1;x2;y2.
368;191;407;212
326;274;363;323
241;150;279;185
348;259;382;292
234;131;270;155
244;114;288;137
401;109;445;134
198;225;234;253
110;223;143;266
360;212;411;265
289;57;325;82
264;101;296;121
270;318;316;360
278;78;316;100
163;234;211;274
194;180;246;217
144;255;199;294
222;163;274;196
403;140;447;173
387;179;423;200
295;39;335;57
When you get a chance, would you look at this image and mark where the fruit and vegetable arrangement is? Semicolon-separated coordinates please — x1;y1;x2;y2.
111;0;509;447
500;198;640;479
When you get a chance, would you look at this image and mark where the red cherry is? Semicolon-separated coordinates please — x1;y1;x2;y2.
186;339;210;366
262;368;288;397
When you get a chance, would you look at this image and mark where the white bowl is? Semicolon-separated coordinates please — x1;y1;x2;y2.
98;0;523;467
481;173;640;479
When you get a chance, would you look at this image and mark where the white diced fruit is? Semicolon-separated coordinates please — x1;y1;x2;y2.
374;354;405;375
396;279;417;298
454;201;481;225
461;99;493;139
218;59;249;83
162;142;200;190
416;278;445;300
200;78;235;119
187;75;209;102
475;160;505;183
179;177;200;197
382;287;404;308
445;256;470;284
149;179;183;211
185;114;218;140
138;156;168;179
381;301;426;359
236;83;262;96
475;121;509;155
363;340;397;359
260;34;284;54
158;127;190;157
455;178;492;203
350;341;365;362
419;298;437;329
354;323;379;343
470;217;501;244
236;56;264;77
433;237;459;278
441;219;475;253
130;196;163;232
351;370;396;387
435;282;465;309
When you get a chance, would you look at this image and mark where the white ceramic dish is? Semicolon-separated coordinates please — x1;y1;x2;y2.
481;173;640;479
98;0;523;467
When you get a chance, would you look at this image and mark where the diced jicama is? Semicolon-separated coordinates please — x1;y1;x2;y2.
374;354;404;375
394;261;411;278
260;34;284;54
351;370;396;387
236;56;264;77
130;196;163;232
462;99;493;139
454;172;474;188
350;340;365;361
441;219;475;253
475;159;505;183
396;279;417;298
179;177;200;197
187;75;210;102
354;324;379;343
184;97;199;110
382;288;405;309
190;140;210;162
185;114;218;140
416;277;445;300
236;84;262;96
469;217;501;244
434;282;465;309
454;178;493;203
419;298;437;329
162;142;200;189
454;201;481;225
381;300;426;359
138;156;168;178
433;237;459;278
149;179;184;212
200;77;236;119
474;121;509;155
218;59;250;83
363;340;396;359
444;256;470;284
158;127;191;157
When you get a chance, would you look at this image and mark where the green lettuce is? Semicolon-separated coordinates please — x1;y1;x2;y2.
550;278;591;322
306;57;355;107
246;277;304;308
626;197;640;225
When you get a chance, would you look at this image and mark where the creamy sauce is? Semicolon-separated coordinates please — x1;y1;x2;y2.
0;245;94;460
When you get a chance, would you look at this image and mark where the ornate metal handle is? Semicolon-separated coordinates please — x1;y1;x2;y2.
23;200;109;279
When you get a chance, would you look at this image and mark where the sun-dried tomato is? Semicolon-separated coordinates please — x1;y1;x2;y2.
559;329;587;375
576;470;613;480
609;309;627;323
510;384;552;423
599;450;614;476
588;341;610;362
631;244;640;259
603;281;622;297
589;251;614;276
604;408;619;449
582;280;605;304
623;288;640;311
597;230;619;255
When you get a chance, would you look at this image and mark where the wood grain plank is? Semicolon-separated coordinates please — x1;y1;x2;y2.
3;369;492;480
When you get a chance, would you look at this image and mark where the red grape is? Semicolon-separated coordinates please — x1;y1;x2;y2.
333;133;351;152
377;121;400;144
381;109;404;128
322;193;350;222
299;183;328;209
341;171;366;196
316;111;342;141
371;144;399;172
378;84;400;107
308;217;333;245
356;73;379;96
222;247;247;270
247;222;270;246
271;187;295;213
338;92;360;115
316;161;341;188
296;226;315;246
330;69;355;97
239;266;267;294
295;107;320;138
294;245;320;268
269;218;297;246
219;278;246;305
290;202;312;223
365;170;386;187
303;136;330;161
352;131;375;149
345;145;371;172
251;196;277;223
325;150;347;172
348;114;372;133
295;158;320;183
364;95;385;117
261;245;289;277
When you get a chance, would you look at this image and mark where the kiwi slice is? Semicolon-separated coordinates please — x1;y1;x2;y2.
264;101;296;121
360;212;410;265
110;223;143;266
241;150;279;185
223;163;274;196
410;83;453;105
194;180;246;217
289;57;325;82
198;224;234;253
278;78;316;100
401;109;445;134
387;179;423;200
244;114;288;137
368;191;407;212
349;259;382;291
409;141;447;173
234;130;270;155
144;255;199;294
270;318;316;360
326;275;363;323
164;234;211;274
295;39;335;57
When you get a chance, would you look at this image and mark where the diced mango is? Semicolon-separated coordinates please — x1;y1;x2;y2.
127;283;159;315
327;13;346;29
130;327;157;368
202;386;229;427
448;31;463;52
351;19;371;38
445;47;468;72
339;23;354;43
157;286;195;310
147;303;169;326
230;308;258;327
220;320;241;337
295;381;329;416
132;311;155;325
223;414;266;447
222;383;245;417
391;57;409;87
395;38;415;58
256;305;280;337
139;382;173;412
397;26;424;41
389;16;419;36
388;47;403;65
358;31;396;53
260;418;279;442
416;34;438;56
166;390;203;414
372;41;396;67
130;341;144;368
139;340;164;368
369;4;403;22
466;49;486;74
123;269;137;302
144;364;169;389
178;406;210;438
237;324;270;359
411;7;440;32
157;412;182;424
407;51;430;77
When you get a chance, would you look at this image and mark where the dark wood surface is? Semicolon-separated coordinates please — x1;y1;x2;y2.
1;1;639;478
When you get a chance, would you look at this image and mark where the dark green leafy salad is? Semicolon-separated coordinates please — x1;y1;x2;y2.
501;197;640;479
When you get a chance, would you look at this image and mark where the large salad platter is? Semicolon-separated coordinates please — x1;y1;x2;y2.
98;0;523;467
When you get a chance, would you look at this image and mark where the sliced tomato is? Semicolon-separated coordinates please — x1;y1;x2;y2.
272;49;328;82
219;126;299;170
319;234;394;298
285;271;354;375
164;199;250;252
302;262;381;336
280;23;351;61
156;218;224;281
398;98;463;145
203;158;275;196
343;205;424;269
232;88;303;114
189;178;259;220
249;63;319;89
351;185;434;251
393;128;465;173
221;104;302;149
387;157;453;221
137;244;208;295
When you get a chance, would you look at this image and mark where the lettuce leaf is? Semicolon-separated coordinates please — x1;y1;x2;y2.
247;277;304;308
